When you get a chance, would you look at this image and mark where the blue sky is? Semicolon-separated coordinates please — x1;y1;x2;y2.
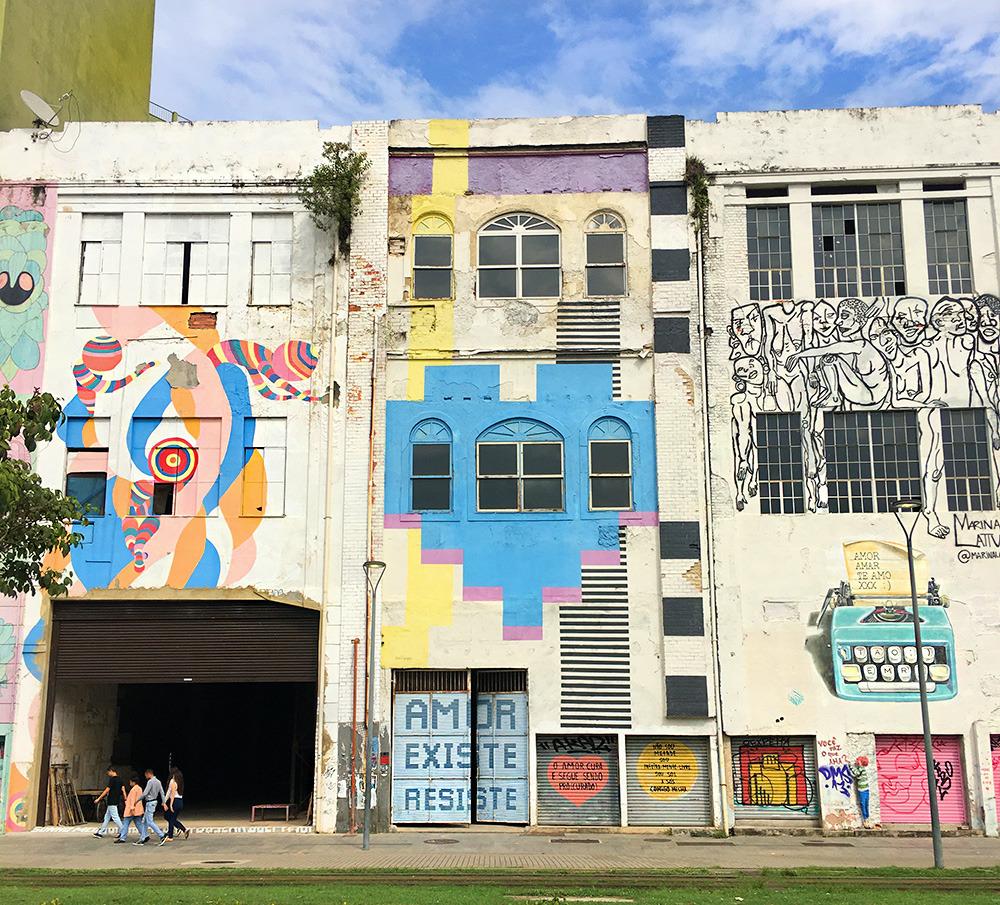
150;1;1000;126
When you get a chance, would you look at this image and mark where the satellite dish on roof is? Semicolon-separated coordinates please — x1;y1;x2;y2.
20;89;61;127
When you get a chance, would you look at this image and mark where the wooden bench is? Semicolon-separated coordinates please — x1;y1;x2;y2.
251;803;293;822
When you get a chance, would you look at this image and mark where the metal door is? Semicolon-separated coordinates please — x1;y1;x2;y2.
992;736;1000;827
625;736;712;825
475;692;528;823
731;736;820;822
536;734;620;825
391;691;471;823
875;734;967;824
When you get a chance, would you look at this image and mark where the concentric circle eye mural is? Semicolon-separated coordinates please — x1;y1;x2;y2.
148;437;198;484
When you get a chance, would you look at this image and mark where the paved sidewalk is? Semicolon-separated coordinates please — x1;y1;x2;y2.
1;826;999;871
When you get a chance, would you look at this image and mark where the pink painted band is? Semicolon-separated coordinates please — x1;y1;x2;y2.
581;550;620;566
543;587;582;603
463;586;503;601
384;513;421;529
620;510;659;526
503;626;544;641
421;548;463;565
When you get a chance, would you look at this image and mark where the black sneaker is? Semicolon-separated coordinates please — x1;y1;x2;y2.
134;838;148;845
114;839;127;844
158;836;169;846
93;832;103;838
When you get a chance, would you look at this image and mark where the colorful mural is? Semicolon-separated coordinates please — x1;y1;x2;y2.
382;362;656;665
729;294;1000;536
731;739;818;815
818;540;956;703
0;186;55;390
57;306;320;591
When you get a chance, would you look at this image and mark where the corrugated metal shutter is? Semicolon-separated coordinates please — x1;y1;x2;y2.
391;691;471;824
731;736;820;822
536;734;620;825
625;736;712;826
52;600;318;682
875;734;968;824
476;692;528;823
992;736;1000;827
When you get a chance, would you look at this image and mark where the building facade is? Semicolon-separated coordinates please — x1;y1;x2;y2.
690;105;1000;833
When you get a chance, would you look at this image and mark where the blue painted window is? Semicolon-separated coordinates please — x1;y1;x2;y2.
411;419;452;511
477;420;563;512
588;418;632;510
478;214;560;299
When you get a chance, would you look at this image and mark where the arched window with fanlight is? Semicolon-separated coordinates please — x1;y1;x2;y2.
585;212;627;297
412;215;453;300
477;213;560;299
476;419;564;511
588;417;632;510
410;419;452;511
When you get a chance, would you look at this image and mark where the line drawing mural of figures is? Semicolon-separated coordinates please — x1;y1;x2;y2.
761;300;823;508
728;293;1000;537
731;355;766;510
971;294;1000;504
787;298;890;411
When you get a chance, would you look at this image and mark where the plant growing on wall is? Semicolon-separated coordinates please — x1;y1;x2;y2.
0;387;86;597
298;141;371;259
684;156;711;234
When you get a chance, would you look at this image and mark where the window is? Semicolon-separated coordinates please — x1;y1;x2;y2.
250;214;292;305
755;413;805;514
585;213;626;297
941;409;993;511
152;482;175;515
813;203;905;297
412;215;453;300
478;213;560;299
747;206;791;301
825;411;921;513
242;417;286;516
925;199;973;295
588;418;632;509
477;420;563;511
79;215;122;306
65;472;107;517
410;419;452;511
142;214;229;306
130;417;220;517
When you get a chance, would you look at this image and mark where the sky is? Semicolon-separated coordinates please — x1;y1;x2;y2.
149;0;1000;127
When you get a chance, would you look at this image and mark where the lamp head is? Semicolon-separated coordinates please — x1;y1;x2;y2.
890;498;922;513
363;560;386;592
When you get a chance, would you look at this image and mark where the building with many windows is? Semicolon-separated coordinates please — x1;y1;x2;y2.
690;105;1000;832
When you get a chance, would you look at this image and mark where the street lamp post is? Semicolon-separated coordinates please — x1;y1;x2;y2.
361;560;386;852
891;499;943;869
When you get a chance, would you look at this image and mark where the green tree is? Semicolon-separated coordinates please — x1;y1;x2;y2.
0;386;86;597
297;141;371;258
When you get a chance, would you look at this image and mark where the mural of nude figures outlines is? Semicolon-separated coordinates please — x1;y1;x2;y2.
729;294;1000;537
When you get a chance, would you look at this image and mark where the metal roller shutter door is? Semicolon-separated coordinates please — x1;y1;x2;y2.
992;736;1000;827
52;600;319;682
625;736;712;826
536;734;620;826
875;734;968;824
731;736;820;822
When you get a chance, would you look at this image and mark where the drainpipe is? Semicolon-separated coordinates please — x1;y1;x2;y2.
315;237;340;829
363;314;379;724
694;218;732;835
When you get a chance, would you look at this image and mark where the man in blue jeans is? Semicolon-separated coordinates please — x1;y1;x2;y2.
135;768;168;846
92;766;125;838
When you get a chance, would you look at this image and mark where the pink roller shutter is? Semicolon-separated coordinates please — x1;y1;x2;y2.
992;736;1000;825
875;735;967;824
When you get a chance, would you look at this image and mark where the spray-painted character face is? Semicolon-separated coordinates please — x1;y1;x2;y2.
976;295;1000;345
0;205;49;380
733;355;764;389
812;301;837;339
930;297;966;337
730;304;763;356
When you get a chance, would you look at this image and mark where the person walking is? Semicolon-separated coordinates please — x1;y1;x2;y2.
135;767;168;846
115;774;144;843
163;766;189;841
92;765;125;838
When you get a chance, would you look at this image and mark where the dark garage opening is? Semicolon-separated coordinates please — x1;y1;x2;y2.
112;681;316;811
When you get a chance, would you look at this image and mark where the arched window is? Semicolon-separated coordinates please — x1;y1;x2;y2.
410;419;452;511
585;212;626;297
476;419;563;511
478;213;560;299
412;215;453;300
589;417;632;510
